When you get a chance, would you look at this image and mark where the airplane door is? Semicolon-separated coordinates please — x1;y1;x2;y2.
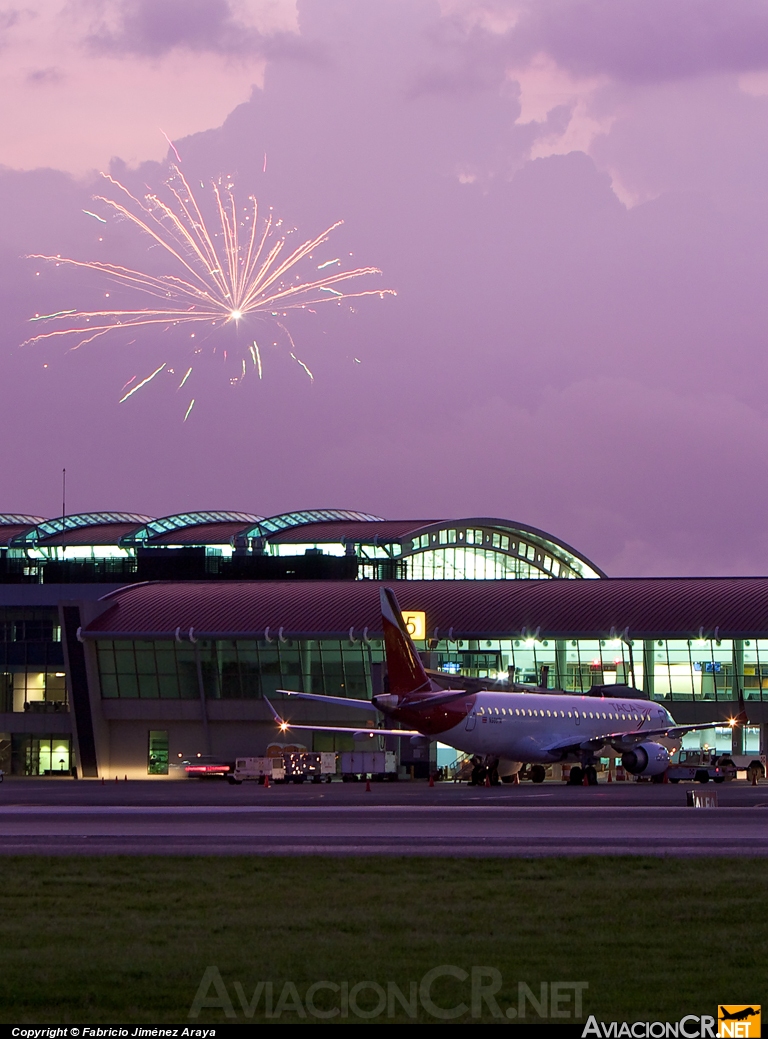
575;709;581;726
465;704;476;731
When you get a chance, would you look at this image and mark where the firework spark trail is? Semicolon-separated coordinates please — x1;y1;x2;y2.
31;309;76;322
290;352;314;382
178;367;193;389
24;166;395;393
249;342;263;379
183;399;195;422
160;129;182;164
118;361;166;403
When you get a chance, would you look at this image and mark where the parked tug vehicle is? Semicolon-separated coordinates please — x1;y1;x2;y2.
667;749;736;784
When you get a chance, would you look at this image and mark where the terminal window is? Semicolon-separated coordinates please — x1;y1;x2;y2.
148;730;169;775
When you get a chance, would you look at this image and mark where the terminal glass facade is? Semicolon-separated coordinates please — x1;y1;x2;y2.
397;525;602;580
96;638;380;700
0;607;67;712
94;634;768;704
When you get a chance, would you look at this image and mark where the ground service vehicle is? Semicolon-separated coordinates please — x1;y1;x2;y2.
228;756;284;784
667;749;736;783
340;750;397;781
283;752;336;783
229;753;335;784
184;756;233;779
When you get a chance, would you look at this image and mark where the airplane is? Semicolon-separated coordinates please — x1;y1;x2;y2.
264;587;743;786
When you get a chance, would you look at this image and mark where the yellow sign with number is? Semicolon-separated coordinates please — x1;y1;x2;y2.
401;610;426;640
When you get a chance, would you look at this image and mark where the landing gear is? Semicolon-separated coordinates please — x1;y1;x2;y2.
567;763;598;785
530;764;546;784
470;756;501;786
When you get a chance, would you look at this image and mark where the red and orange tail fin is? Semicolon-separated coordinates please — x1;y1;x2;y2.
380;587;433;700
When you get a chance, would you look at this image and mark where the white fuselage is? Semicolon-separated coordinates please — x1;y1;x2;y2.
431;691;676;763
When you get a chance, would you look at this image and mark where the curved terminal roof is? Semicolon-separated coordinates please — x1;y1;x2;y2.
269;520;432;544
120;512;263;547
0;515;45;525
0;509;603;578
245;510;384;539
260;515;604;580
10;513;152;548
396;517;605;579
83;577;768;641
0;515;45;548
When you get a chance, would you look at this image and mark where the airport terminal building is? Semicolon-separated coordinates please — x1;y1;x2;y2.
0;509;764;777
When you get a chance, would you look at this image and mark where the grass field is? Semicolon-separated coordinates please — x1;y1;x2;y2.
0;856;763;1024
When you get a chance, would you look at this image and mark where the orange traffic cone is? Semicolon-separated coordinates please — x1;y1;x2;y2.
428;774;435;788
484;774;491;788
264;774;270;788
366;778;371;792
582;772;589;786
101;776;104;786
115;775;118;783
752;769;758;787
607;769;613;783
513;772;520;786
124;775;128;782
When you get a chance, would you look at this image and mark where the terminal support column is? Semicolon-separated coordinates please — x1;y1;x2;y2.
194;641;212;757
300;640;313;693
732;640;745;757
555;640;568;691
642;641;655;699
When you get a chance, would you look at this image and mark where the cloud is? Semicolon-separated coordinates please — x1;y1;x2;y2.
85;0;305;60
26;65;63;84
0;8;23;31
449;0;768;85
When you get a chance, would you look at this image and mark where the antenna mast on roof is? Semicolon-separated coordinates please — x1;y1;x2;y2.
62;468;66;522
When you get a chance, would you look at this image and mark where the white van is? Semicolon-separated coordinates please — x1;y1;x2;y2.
228;756;285;784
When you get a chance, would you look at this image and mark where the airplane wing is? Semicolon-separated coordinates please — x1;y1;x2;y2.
276;690;373;711
278;687;471;712
400;689;473;710
263;697;423;740
543;720;733;755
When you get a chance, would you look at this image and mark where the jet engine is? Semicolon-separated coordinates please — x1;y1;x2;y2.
621;742;670;776
497;758;523;779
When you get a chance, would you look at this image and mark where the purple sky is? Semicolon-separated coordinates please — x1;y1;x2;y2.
2;0;768;576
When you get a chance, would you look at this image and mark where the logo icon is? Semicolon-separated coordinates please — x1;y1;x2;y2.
718;1006;761;1038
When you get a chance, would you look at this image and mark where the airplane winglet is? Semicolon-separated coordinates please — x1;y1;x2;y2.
733;683;750;726
263;696;286;726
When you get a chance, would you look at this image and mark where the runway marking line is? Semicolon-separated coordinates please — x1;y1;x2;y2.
0;805;761;816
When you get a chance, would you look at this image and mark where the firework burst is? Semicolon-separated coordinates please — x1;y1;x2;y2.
25;166;394;407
